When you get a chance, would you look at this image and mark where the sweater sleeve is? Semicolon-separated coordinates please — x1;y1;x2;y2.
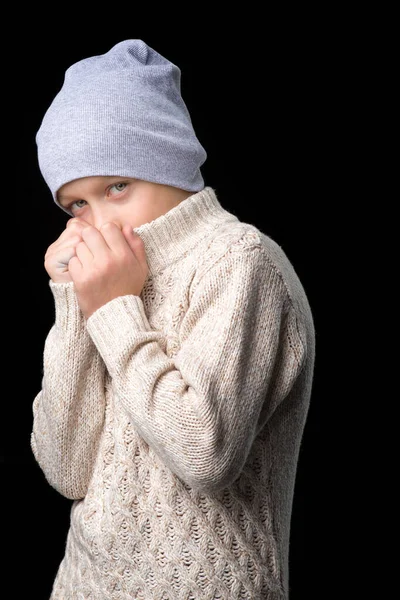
31;281;107;500
85;242;306;493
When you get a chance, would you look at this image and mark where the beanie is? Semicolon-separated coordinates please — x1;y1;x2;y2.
35;39;207;214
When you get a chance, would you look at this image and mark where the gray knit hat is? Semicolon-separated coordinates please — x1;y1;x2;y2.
36;39;207;214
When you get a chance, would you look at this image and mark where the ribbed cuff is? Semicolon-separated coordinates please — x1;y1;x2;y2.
49;280;85;331
85;295;152;370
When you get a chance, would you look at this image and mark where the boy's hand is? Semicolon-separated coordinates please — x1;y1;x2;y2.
68;221;149;320
44;218;90;283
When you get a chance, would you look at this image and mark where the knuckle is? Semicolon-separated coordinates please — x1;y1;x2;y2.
67;218;87;229
101;221;116;230
64;235;81;247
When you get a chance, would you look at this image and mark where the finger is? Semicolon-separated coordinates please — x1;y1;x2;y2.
75;240;94;265
122;226;147;264
99;222;130;255
48;234;82;253
55;245;78;269
67;255;83;277
61;221;89;242
66;217;89;229
81;225;111;260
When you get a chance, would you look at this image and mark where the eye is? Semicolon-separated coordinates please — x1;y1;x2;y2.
109;182;127;194
69;199;87;211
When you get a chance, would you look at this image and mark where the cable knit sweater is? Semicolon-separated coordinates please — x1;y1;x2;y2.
31;186;315;600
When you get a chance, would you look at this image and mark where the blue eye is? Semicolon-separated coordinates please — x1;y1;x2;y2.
110;182;127;194
70;199;87;211
66;182;128;212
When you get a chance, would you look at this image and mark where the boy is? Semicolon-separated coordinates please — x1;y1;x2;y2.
31;39;316;600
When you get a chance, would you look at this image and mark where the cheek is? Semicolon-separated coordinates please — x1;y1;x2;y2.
128;204;159;229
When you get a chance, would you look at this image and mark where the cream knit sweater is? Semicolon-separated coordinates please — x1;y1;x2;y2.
31;186;315;600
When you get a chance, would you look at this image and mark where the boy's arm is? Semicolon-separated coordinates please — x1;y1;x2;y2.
31;281;106;500
85;236;309;494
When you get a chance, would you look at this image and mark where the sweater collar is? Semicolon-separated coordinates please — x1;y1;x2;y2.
133;186;238;277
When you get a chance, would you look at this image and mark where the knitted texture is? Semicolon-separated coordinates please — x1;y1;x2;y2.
31;187;315;600
35;39;207;215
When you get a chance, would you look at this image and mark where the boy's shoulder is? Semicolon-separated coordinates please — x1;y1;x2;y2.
197;217;290;278
195;216;306;308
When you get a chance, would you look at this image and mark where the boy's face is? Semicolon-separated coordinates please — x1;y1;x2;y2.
57;176;192;230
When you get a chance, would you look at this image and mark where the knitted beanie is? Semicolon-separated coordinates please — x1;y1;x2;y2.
36;39;207;214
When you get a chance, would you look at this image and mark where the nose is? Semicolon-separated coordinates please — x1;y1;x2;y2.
91;206;122;231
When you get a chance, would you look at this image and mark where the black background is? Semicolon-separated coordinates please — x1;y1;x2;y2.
0;19;358;600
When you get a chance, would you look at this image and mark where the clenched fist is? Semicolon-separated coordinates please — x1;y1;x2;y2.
45;218;149;320
44;217;90;283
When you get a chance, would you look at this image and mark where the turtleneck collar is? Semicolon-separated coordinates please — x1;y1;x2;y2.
133;186;238;277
